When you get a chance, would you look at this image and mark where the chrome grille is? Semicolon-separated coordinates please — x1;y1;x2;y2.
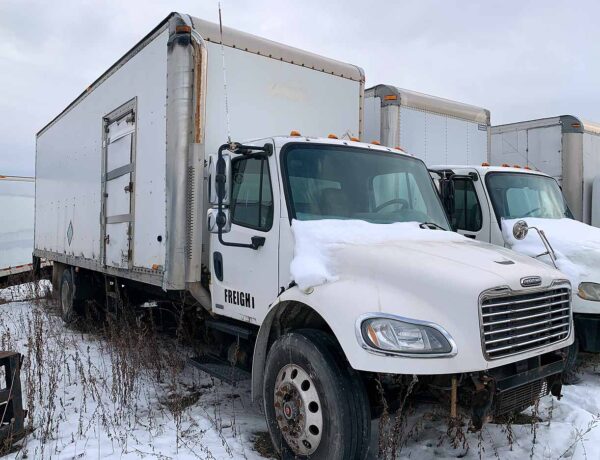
480;287;571;359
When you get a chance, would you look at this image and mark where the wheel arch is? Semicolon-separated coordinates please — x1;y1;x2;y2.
251;299;344;401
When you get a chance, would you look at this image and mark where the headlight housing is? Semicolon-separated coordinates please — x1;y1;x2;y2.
357;314;456;357
578;282;600;301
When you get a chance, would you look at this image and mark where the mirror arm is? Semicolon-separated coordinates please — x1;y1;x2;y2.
216;142;270;250
531;227;558;268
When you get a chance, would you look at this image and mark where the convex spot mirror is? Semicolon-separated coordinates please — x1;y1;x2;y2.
208;153;231;206
513;220;529;240
208;208;231;234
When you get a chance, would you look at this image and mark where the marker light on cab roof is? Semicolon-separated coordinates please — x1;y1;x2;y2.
350;136;360;142
481;162;490;167
327;134;338;139
371;140;381;145
290;130;301;137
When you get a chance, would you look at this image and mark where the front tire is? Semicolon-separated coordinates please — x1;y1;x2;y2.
263;329;370;459
59;269;83;324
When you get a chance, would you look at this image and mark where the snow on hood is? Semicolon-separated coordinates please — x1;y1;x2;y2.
502;217;600;286
290;219;468;290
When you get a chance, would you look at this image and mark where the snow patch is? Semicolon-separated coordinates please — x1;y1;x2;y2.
502;217;600;285
290;219;465;290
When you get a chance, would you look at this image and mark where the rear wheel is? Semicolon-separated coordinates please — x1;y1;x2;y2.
263;329;370;459
59;269;83;324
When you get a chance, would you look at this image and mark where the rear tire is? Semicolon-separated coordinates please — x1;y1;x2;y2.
263;329;370;459
59;269;83;324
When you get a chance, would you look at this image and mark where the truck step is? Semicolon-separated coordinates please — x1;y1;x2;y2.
205;319;256;340
188;355;251;386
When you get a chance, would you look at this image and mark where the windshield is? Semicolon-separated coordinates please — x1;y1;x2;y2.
486;172;573;220
282;143;450;229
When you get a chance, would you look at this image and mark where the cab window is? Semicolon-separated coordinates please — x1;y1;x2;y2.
230;157;273;231
451;178;482;232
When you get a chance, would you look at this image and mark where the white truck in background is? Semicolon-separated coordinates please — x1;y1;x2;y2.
35;14;573;458
0;175;35;284
364;84;490;165
491;116;600;226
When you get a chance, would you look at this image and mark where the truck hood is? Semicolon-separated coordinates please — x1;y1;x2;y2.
290;219;565;293
502;217;600;285
502;217;600;313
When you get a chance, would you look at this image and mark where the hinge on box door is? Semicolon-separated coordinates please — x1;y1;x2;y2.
126;112;135;124
124;182;133;193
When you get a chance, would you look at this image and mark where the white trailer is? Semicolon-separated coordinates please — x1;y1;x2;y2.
491;116;600;225
0;176;35;281
35;14;573;458
364;84;490;165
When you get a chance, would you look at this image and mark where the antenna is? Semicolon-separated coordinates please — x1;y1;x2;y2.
218;2;232;144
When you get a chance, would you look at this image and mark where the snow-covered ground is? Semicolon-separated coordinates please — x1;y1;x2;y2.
1;283;599;459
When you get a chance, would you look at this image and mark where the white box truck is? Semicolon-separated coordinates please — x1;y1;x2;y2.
0;176;35;283
431;164;600;358
364;84;490;165
35;14;573;458
491;116;600;225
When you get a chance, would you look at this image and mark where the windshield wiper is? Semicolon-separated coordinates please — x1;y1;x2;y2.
419;222;445;230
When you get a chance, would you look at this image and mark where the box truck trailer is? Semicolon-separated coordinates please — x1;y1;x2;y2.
491;116;600;226
364;84;490;165
35;13;573;458
0;176;35;283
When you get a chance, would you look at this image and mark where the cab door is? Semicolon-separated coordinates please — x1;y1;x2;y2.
209;145;280;325
448;168;492;242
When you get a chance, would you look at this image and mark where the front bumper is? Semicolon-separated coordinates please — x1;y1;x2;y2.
574;313;600;352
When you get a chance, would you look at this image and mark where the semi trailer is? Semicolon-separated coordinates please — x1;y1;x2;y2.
35;14;573;459
364;84;490;165
0;176;35;284
491;116;600;226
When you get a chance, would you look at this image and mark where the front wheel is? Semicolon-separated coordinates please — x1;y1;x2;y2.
263;329;370;459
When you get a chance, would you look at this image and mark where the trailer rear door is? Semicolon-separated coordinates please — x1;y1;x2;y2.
102;101;136;269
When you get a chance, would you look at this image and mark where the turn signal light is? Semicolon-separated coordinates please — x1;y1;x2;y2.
328;134;338;139
384;95;398;101
290;130;301;137
176;25;192;34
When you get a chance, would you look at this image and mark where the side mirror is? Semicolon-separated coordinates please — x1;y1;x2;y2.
208;153;231;205
208;208;231;234
513;220;529;240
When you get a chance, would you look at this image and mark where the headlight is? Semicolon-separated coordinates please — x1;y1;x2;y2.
358;314;455;356
578;282;600;301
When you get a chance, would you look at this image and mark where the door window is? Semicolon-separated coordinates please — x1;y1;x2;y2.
452;179;482;232
230;157;273;231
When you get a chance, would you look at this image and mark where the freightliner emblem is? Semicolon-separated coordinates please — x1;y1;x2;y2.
521;276;542;288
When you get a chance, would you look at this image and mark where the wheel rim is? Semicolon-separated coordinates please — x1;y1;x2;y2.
61;281;70;315
274;364;323;455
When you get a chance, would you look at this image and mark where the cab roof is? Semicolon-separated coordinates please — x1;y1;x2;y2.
430;164;551;177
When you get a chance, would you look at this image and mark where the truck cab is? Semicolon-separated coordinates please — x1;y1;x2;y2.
208;137;573;457
432;164;600;353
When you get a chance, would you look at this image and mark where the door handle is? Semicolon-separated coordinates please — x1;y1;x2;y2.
464;234;476;239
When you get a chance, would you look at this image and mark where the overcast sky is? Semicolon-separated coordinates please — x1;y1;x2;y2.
2;0;600;176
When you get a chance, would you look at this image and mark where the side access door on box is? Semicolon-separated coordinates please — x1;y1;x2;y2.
101;100;137;269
